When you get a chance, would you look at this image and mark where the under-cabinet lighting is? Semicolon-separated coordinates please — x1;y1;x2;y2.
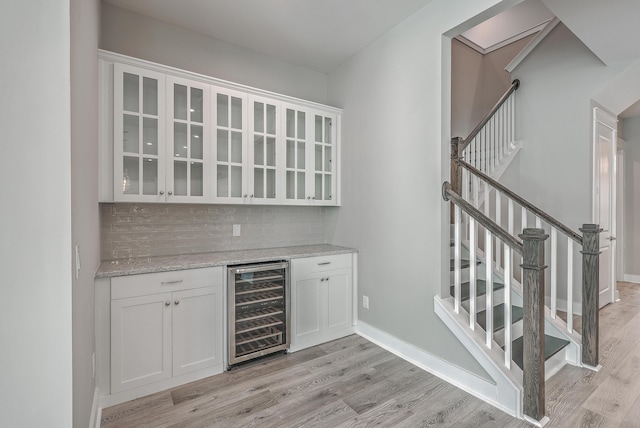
194;135;200;138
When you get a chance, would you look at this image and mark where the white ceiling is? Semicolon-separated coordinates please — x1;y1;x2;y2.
103;0;434;73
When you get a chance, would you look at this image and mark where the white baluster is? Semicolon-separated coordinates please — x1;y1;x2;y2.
484;180;490;216
469;218;477;330
535;216;542;229
508;198;514;236
454;205;461;313
504;244;512;369
486;230;493;348
522;207;528;230
495;192;502;269
567;238;573;332
550;228;557;319
472;174;479;209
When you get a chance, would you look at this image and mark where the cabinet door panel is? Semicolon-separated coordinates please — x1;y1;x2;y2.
172;286;222;376
326;271;352;331
248;96;280;204
295;278;322;338
213;87;248;203
111;293;172;393
114;63;166;202
166;77;210;202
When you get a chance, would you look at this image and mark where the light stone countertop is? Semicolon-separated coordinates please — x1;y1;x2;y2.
95;244;356;278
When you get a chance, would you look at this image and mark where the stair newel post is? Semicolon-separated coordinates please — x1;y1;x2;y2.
519;228;548;424
450;137;463;223
580;224;601;368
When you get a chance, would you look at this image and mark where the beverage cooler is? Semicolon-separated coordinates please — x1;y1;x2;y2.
227;261;290;366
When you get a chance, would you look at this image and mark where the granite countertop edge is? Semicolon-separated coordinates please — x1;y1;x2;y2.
95;244;357;278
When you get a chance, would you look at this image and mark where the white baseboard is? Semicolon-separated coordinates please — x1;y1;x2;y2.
623;274;640;284
355;320;519;417
89;387;100;428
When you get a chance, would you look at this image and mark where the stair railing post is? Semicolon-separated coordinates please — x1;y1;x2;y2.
519;228;548;424
450;137;463;223
580;224;601;368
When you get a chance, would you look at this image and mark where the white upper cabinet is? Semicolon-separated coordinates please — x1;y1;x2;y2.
212;87;248;204
113;63;166;202
248;95;281;204
166;76;210;202
283;104;338;205
100;51;341;206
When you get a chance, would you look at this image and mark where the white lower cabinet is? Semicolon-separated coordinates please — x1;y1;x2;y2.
290;254;354;351
100;267;224;403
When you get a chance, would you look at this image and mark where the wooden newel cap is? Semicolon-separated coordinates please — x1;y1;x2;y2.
518;228;548;241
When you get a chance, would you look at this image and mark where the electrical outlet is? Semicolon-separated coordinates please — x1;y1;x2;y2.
233;224;241;236
362;295;369;309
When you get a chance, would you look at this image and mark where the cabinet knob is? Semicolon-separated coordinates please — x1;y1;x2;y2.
320;278;324;282
168;191;173;196
165;301;170;306
159;191;164;195
250;194;254;198
174;300;180;305
325;277;330;281
243;194;248;198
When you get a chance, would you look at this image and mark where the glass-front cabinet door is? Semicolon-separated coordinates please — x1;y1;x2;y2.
312;112;337;204
248;96;279;204
283;104;309;204
113;63;166;202
166;76;210;202
213;87;247;203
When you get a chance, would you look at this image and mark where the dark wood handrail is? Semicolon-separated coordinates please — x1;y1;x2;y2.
458;160;583;246
460;79;520;154
442;181;523;255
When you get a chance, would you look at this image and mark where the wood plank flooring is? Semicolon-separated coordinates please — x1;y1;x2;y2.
101;282;640;428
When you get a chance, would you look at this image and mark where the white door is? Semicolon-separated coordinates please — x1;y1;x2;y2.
593;108;617;308
172;286;222;376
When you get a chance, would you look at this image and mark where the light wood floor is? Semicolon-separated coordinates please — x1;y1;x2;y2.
101;282;640;428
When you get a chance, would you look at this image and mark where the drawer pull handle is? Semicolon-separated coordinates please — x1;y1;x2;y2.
161;280;183;285
174;300;180;306
318;262;331;266
165;301;171;307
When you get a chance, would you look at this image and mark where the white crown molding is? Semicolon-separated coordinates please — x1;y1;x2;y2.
506;17;561;73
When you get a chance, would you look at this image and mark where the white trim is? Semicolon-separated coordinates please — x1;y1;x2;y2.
89;387;100;428
361;298;524;418
457;19;552;56
624;274;640;284
98;50;342;115
506;18;560;73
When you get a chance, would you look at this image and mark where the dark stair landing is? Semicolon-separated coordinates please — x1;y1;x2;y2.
510;335;570;370
477;303;523;332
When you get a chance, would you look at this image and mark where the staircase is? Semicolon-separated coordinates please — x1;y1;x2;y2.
437;81;601;426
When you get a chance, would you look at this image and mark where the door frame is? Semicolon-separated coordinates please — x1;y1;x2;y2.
592;107;619;306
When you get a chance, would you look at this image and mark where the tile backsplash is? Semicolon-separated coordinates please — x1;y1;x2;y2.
100;203;326;260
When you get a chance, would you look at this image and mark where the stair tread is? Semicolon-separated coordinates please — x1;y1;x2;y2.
477;304;524;332
511;335;570;370
450;279;505;302
449;258;482;271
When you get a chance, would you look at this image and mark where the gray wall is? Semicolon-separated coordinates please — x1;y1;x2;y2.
101;204;327;260
621;116;640;277
511;23;623;231
71;0;101;426
100;3;329;104
324;0;518;379
452;35;533;139
0;1;73;426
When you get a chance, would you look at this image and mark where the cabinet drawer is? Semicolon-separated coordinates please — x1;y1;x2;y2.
111;267;223;299
292;253;352;273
